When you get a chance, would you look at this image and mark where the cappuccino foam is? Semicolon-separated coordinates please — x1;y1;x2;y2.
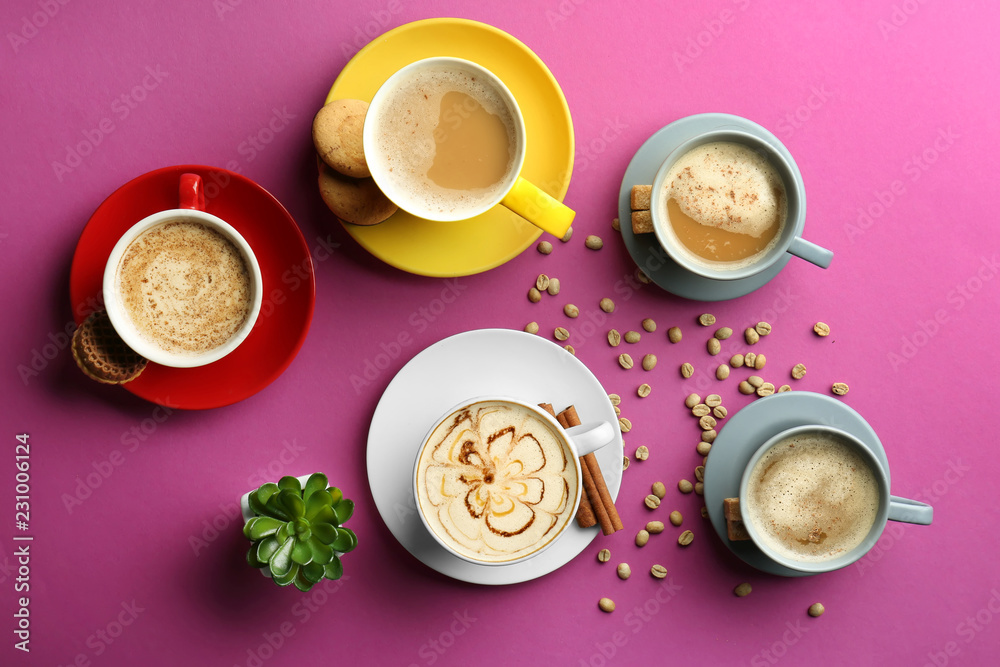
745;433;880;563
416;401;578;563
117;220;252;356
369;64;518;218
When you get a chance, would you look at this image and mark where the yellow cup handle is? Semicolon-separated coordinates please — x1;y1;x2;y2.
500;177;575;238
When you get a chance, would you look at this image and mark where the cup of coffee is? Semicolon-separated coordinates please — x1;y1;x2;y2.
102;173;263;368
650;128;833;281
739;425;932;574
363;57;575;238
413;397;614;565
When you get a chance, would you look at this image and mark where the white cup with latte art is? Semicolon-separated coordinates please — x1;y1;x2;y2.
739;425;932;574
413;398;615;566
102;173;263;368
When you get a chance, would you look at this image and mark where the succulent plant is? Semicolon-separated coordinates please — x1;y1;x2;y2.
243;473;357;591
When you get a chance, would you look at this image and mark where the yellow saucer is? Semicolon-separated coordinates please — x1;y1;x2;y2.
325;18;575;277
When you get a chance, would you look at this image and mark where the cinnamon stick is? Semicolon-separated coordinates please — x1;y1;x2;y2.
557;405;622;535
540;403;596;529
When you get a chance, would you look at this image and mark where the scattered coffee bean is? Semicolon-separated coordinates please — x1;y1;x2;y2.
650;564;669;579
547;278;561;295
635;445;649;461
730;353;745;368
564;304;580;318
585;235;604;250
537;240;553;254
554;327;570;341
699;415;717;431
528;287;541;303
684;393;701;408
637;383;652;398
707;338;722;356
669;510;683;526
646;521;665;534
644;494;661;509
614;406;621;416
694;482;704;495
622;455;630;471
642;318;657;333
754;353;767;370
536;274;550;291
636;269;651;284
597;548;611;563
792;363;807;379
713;405;727;419
700;506;709;518
715;327;733;340
696;441;712;456
832;382;850;396
564;344;576;355
716;364;730;380
747;375;764;388
680;363;694;378
745;327;760;344
617;562;632;579
651;481;667;499
757;382;775;397
642;354;657;371
608;393;621;406
619;417;632;432
678;530;694;546
702;429;717;443
698;313;717;326
618;353;634;370
562;226;574;242
755;322;772;336
600;297;615;313
608;329;621;347
705;394;722;408
808;603;826;617
524;322;539;334
778;384;792;393
611;217;621;232
599;597;615;613
814;322;831;337
734;582;752;597
692;404;711;417
667;326;683;343
738;380;755;395
694;466;705;482
624;330;641;344
744;352;757;368
635;530;650;547
678;479;694;494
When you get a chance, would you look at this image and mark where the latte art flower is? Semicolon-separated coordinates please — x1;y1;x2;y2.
417;402;578;562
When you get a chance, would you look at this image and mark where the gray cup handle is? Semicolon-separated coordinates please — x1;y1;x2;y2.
788;237;833;269
887;496;933;525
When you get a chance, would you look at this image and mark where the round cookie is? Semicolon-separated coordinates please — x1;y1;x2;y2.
72;310;148;384
318;162;397;226
312;99;370;178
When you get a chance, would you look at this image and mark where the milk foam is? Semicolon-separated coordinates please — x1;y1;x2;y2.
117;220;252;356
370;65;518;218
745;434;880;563
416;401;577;563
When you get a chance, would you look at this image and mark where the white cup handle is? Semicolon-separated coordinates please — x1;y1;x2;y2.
788;236;834;269
566;422;616;457
887;496;933;525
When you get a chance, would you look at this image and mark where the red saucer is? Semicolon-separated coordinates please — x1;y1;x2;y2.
69;165;315;409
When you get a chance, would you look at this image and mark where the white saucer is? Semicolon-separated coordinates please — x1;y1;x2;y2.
366;328;623;585
618;113;803;301
703;391;889;576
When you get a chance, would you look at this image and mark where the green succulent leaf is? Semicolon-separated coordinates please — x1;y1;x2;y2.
255;536;281;564
310;504;337;526
242;517;258;539
293;568;315;592
308;538;335;565
324;555;343;581
273;562;299;587
263;493;292;521
277;476;302;494
269;536;295;578
247;491;267;517
305;489;333;520
278;490;305;519
310;521;338;545
255;482;280;505
248;516;283;540
328;486;343;505
247;547;263;568
276;522;291;544
333;498;355;525
302;561;325;584
331;527;357;553
291;539;312;565
303;473;329;500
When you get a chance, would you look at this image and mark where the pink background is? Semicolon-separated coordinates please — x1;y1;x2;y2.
3;1;999;665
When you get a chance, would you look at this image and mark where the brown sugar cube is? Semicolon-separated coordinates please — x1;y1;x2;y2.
630;184;652;211
723;497;750;542
631;210;654;234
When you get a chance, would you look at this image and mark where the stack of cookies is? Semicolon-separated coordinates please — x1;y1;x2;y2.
312;99;397;226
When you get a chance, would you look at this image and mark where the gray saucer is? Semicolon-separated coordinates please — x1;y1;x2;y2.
618;113;801;301
703;391;889;577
